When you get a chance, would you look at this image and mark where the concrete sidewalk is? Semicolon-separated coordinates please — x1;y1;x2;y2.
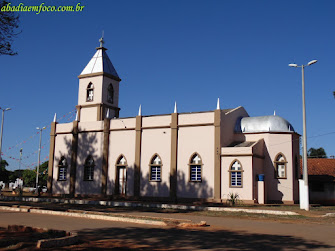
0;196;299;216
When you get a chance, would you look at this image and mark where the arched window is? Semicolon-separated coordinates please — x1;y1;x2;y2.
84;155;94;181
107;84;114;103
116;155;127;195
274;153;287;179
58;156;67;181
149;154;162;181
86;83;94;102
229;160;243;187
189;153;202;182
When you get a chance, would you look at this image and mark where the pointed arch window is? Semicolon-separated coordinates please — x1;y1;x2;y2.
274;153;287;179
189;153;202;182
86;83;94;102
116;155;127;195
58;156;67;181
84;155;94;181
107;84;114;104
149;154;162;181
229;160;243;187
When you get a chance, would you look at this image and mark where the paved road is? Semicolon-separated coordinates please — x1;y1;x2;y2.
0;209;334;250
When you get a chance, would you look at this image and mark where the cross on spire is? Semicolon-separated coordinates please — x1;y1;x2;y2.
99;31;104;47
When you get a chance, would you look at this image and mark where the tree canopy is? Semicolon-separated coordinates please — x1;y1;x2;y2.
22;161;48;187
0;160;48;187
308;147;327;158
0;159;9;182
0;0;20;56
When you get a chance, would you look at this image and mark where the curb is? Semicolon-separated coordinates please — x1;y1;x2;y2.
29;208;168;226
0;196;300;216
37;231;79;249
0;206;167;226
0;205;30;212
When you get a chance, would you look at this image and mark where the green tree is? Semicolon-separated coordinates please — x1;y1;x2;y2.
22;161;48;187
0;0;20;56
22;169;35;187
0;159;9;183
308;147;327;158
8;169;23;182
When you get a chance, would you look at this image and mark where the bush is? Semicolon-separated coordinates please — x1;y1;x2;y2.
227;192;240;206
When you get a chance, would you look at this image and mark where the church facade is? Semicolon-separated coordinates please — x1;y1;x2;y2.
47;40;300;204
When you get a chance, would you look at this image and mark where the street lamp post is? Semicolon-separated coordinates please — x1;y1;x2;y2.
289;59;317;211
0;107;11;163
19;148;23;185
35;126;46;194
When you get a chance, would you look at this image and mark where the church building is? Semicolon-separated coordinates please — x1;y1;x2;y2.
47;39;300;204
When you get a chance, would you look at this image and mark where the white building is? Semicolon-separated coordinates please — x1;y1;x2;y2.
47;39;300;204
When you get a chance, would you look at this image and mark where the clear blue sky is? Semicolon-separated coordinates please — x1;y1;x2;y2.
0;0;334;171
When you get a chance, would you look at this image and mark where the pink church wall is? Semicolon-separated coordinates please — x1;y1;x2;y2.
75;131;104;195
142;115;170;127
52;133;72;194
177;125;215;198
110;117;136;130
80;107;98;122
78;76;104;105
102;77;119;107
140;128;171;197
221;106;249;147
221;155;254;201
178;112;214;125
244;133;296;203
107;130;136;196
79;121;104;131
55;123;73;134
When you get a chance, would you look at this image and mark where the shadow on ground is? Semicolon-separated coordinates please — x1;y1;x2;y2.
74;226;334;250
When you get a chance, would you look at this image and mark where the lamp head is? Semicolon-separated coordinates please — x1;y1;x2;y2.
289;63;298;67
307;60;317;66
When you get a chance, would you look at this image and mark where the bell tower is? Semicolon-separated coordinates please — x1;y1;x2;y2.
77;37;121;122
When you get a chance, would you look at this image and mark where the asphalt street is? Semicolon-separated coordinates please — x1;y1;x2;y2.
0;209;334;250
